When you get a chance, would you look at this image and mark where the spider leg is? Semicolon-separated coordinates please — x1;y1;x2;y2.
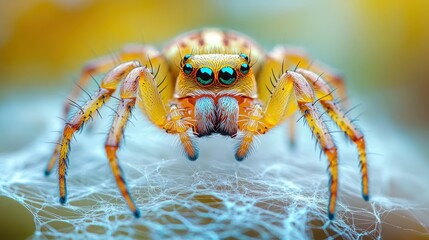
46;61;141;204
45;56;143;176
298;101;338;220
104;68;145;218
104;66;197;215
52;55;194;217
63;44;173;118
235;103;265;161
257;47;348;147
45;146;59;176
104;64;178;218
163;100;199;160
47;45;175;175
237;71;339;219
131;68;198;160
297;68;369;201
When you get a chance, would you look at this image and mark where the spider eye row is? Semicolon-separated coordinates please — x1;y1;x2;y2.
182;53;250;85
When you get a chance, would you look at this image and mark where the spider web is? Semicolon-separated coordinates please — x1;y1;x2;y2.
0;96;428;239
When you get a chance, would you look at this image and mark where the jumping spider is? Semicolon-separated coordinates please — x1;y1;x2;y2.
45;29;369;220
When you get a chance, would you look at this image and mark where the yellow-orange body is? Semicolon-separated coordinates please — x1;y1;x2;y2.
46;29;369;220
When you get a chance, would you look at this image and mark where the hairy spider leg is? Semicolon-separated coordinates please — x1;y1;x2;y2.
63;44;173;118
45;46;174;175
105;66;175;218
104;67;149;218
296;69;369;201
237;71;340;220
165;103;199;160
299;101;338;220
47;46;195;216
256;47;349;146
45;58;140;176
132;68;197;162
49;61;140;204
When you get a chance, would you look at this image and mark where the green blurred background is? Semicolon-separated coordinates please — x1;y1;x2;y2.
0;0;428;239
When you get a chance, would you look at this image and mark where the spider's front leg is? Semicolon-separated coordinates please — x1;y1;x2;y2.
104;65;198;217
45;45;173;175
237;71;339;219
63;44;172;118
257;47;349;147
45;61;141;204
104;67;154;218
239;65;369;219
296;68;368;201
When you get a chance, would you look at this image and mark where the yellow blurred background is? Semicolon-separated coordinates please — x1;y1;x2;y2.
0;1;429;239
1;0;428;154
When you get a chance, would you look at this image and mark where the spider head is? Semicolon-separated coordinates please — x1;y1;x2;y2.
175;53;257;97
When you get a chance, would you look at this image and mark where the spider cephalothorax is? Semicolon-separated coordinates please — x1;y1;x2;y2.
175;53;257;139
46;29;369;220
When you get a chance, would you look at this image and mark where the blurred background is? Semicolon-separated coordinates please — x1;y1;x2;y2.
0;0;428;239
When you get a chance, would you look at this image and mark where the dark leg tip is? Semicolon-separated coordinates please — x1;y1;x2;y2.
59;196;67;205
133;209;141;218
234;154;245;162
328;212;335;220
44;169;51;177
187;153;199;161
363;194;369;201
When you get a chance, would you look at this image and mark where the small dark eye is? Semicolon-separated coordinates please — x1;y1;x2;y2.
219;67;237;85
183;54;191;62
196;67;214;85
183;63;193;74
240;63;249;74
240;53;249;62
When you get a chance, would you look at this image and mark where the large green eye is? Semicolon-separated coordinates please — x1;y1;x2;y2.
196;67;214;85
183;63;193;74
219;67;236;85
240;63;249;74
